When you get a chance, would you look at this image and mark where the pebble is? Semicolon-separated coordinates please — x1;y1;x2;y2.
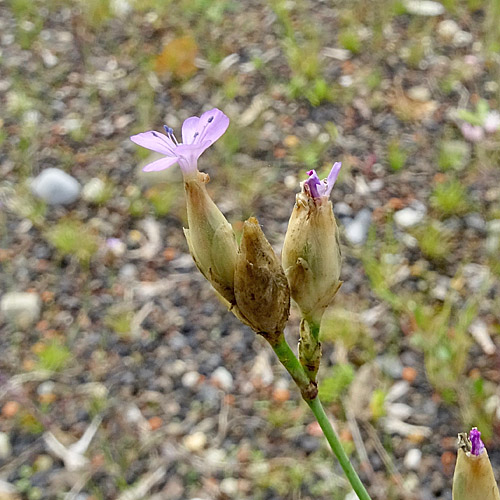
182;371;201;389
220;478;239;496
343;209;372;245
33;454;53;472
376;354;403;379
334;201;353;217
407;85;431;102
37;381;56;395
0;432;12;460
404;448;422;470
453;30;473;48
183;431;207;452
31;168;81;205
464;213;486;232
404;0;445;16
394;202;426;228
0;480;18;499
1;292;41;327
437;20;460;42
211;366;234;392
82;178;106;203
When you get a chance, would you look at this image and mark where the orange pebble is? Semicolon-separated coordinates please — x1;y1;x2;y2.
2;401;20;418
91;453;105;468
306;421;323;437
148;416;163;431
272;387;290;403
163;247;176;261
340;428;353;442
39;393;57;405
402;366;417;383
441;451;455;475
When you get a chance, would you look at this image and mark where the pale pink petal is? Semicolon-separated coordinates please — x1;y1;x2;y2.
196;108;230;145
175;141;211;170
324;162;342;197
131;131;176;155
181;116;201;144
142;156;179;172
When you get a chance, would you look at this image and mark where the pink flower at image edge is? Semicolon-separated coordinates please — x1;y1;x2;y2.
130;108;229;175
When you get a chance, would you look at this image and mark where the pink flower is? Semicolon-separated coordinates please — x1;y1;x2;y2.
304;162;342;199
130;108;229;176
460;123;485;143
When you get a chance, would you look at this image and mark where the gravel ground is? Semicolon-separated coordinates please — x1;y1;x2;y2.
2;1;500;499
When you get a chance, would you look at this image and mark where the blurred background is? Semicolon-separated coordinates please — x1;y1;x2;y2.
1;0;500;498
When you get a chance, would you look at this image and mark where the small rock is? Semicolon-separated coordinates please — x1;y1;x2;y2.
0;432;12;460
404;448;422;470
404;0;445;16
469;319;496;355
1;292;41;327
119;264;138;282
0;480;19;500
437;19;460;42
182;371;201;389
464;213;486;232
31;168;81;205
33;454;53;472
407;86;431;102
220;478;238;496
183;431;207;452
344;209;372;245
211;366;234;392
453;30;473;48
394;202;426;228
334;202;353;217
37;381;55;395
376;355;403;379
82;178;106;203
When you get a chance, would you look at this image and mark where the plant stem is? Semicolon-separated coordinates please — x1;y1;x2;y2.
271;335;317;400
270;334;372;500
307;397;372;500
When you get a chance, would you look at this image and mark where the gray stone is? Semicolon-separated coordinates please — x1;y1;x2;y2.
31;168;81;205
343;209;372;245
376;354;403;379
1;292;41;327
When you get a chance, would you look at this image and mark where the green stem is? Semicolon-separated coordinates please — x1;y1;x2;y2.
270;334;372;500
271;335;317;400
307;397;372;500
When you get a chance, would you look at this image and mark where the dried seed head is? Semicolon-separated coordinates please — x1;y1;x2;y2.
233;217;290;341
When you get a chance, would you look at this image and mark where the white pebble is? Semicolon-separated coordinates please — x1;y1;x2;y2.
183;431;207;452
404;448;422;470
211;366;234;392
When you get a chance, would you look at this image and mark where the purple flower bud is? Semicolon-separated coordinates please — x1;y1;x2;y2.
470;427;485;456
304;162;342;199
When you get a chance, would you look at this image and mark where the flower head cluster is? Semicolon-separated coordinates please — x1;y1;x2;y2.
130;108;229;176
